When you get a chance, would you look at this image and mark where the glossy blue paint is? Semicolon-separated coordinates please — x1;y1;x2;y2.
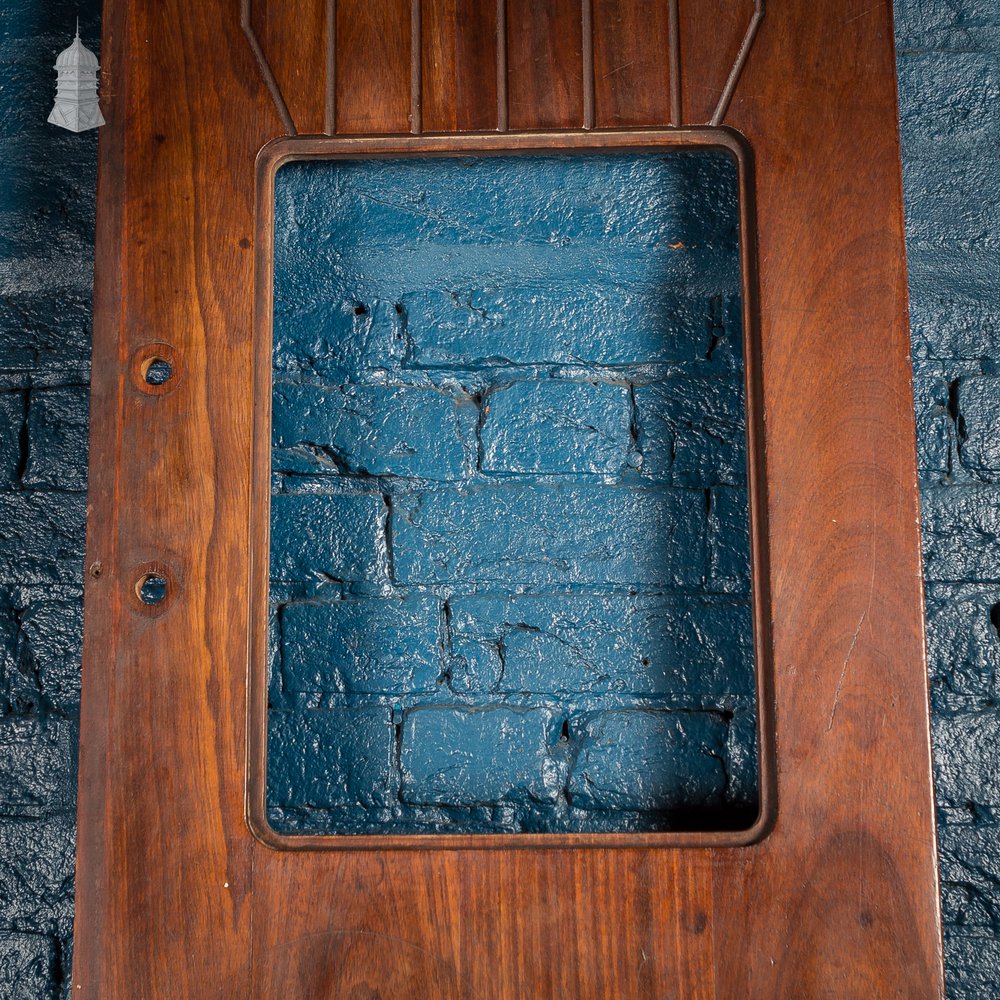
897;2;1000;991
0;1;991;994
0;2;98;995
266;151;758;836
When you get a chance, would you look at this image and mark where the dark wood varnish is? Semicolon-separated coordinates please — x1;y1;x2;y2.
506;0;585;130
678;0;757;126
592;0;673;128
73;1;945;997
248;0;327;134
335;0;412;133
421;0;499;132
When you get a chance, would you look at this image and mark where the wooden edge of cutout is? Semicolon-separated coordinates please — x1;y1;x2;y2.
247;127;776;852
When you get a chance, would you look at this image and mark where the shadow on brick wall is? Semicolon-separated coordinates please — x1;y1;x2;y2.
0;2;98;997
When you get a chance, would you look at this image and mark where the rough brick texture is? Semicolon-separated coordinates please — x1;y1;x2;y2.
266;152;759;837
0;3;98;997
0;1;990;995
896;1;1000;993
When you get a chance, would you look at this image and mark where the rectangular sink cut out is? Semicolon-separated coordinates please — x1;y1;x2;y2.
264;147;761;837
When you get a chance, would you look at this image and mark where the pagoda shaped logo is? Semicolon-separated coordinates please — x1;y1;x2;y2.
48;22;105;133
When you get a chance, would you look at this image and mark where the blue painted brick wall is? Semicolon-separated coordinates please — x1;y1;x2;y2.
0;0;995;995
266;152;759;836
896;2;1000;995
0;2;98;997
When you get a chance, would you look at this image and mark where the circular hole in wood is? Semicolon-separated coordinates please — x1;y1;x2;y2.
128;561;177;616
130;343;181;396
142;357;173;386
135;573;168;606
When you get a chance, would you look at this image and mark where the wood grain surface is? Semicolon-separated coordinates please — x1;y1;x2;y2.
678;0;757;125
248;0;327;134
592;0;673;127
335;0;412;133
421;0;499;131
72;0;945;997
507;0;584;130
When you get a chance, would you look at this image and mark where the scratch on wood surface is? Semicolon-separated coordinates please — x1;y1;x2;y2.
828;501;878;732
602;60;637;80
845;4;881;24
828;609;866;732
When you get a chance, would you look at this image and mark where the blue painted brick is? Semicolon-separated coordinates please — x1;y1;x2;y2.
275;153;738;259
920;486;1000;581
267;151;755;837
907;232;997;304
0;719;76;817
267;708;396;808
938;825;1000;923
904;155;1000;256
936;827;1000;995
400;706;565;806
23;386;88;491
267;603;282;704
0;4;129;997
274;153;741;377
281;594;442;694
567;710;727;811
0;816;76;930
898;51;1000;148
273;382;476;480
896;2;1000;985
636;376;746;486
16;597;84;713
957;376;1000;478
479;381;631;475
895;0;1000;44
269;492;388;586
0;605;26;713
933;710;1000;809
941;878;993;931
275;202;739;324
942;937;1000;1000
938;825;998;931
908;292;1000;363
393;485;706;588
273;299;405;382
0;392;23;488
399;287;741;371
447;593;754;699
0;289;92;390
0;932;55;1000
0;493;86;586
912;375;952;478
707;487;751;594
924;583;1000;706
724;707;759;809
